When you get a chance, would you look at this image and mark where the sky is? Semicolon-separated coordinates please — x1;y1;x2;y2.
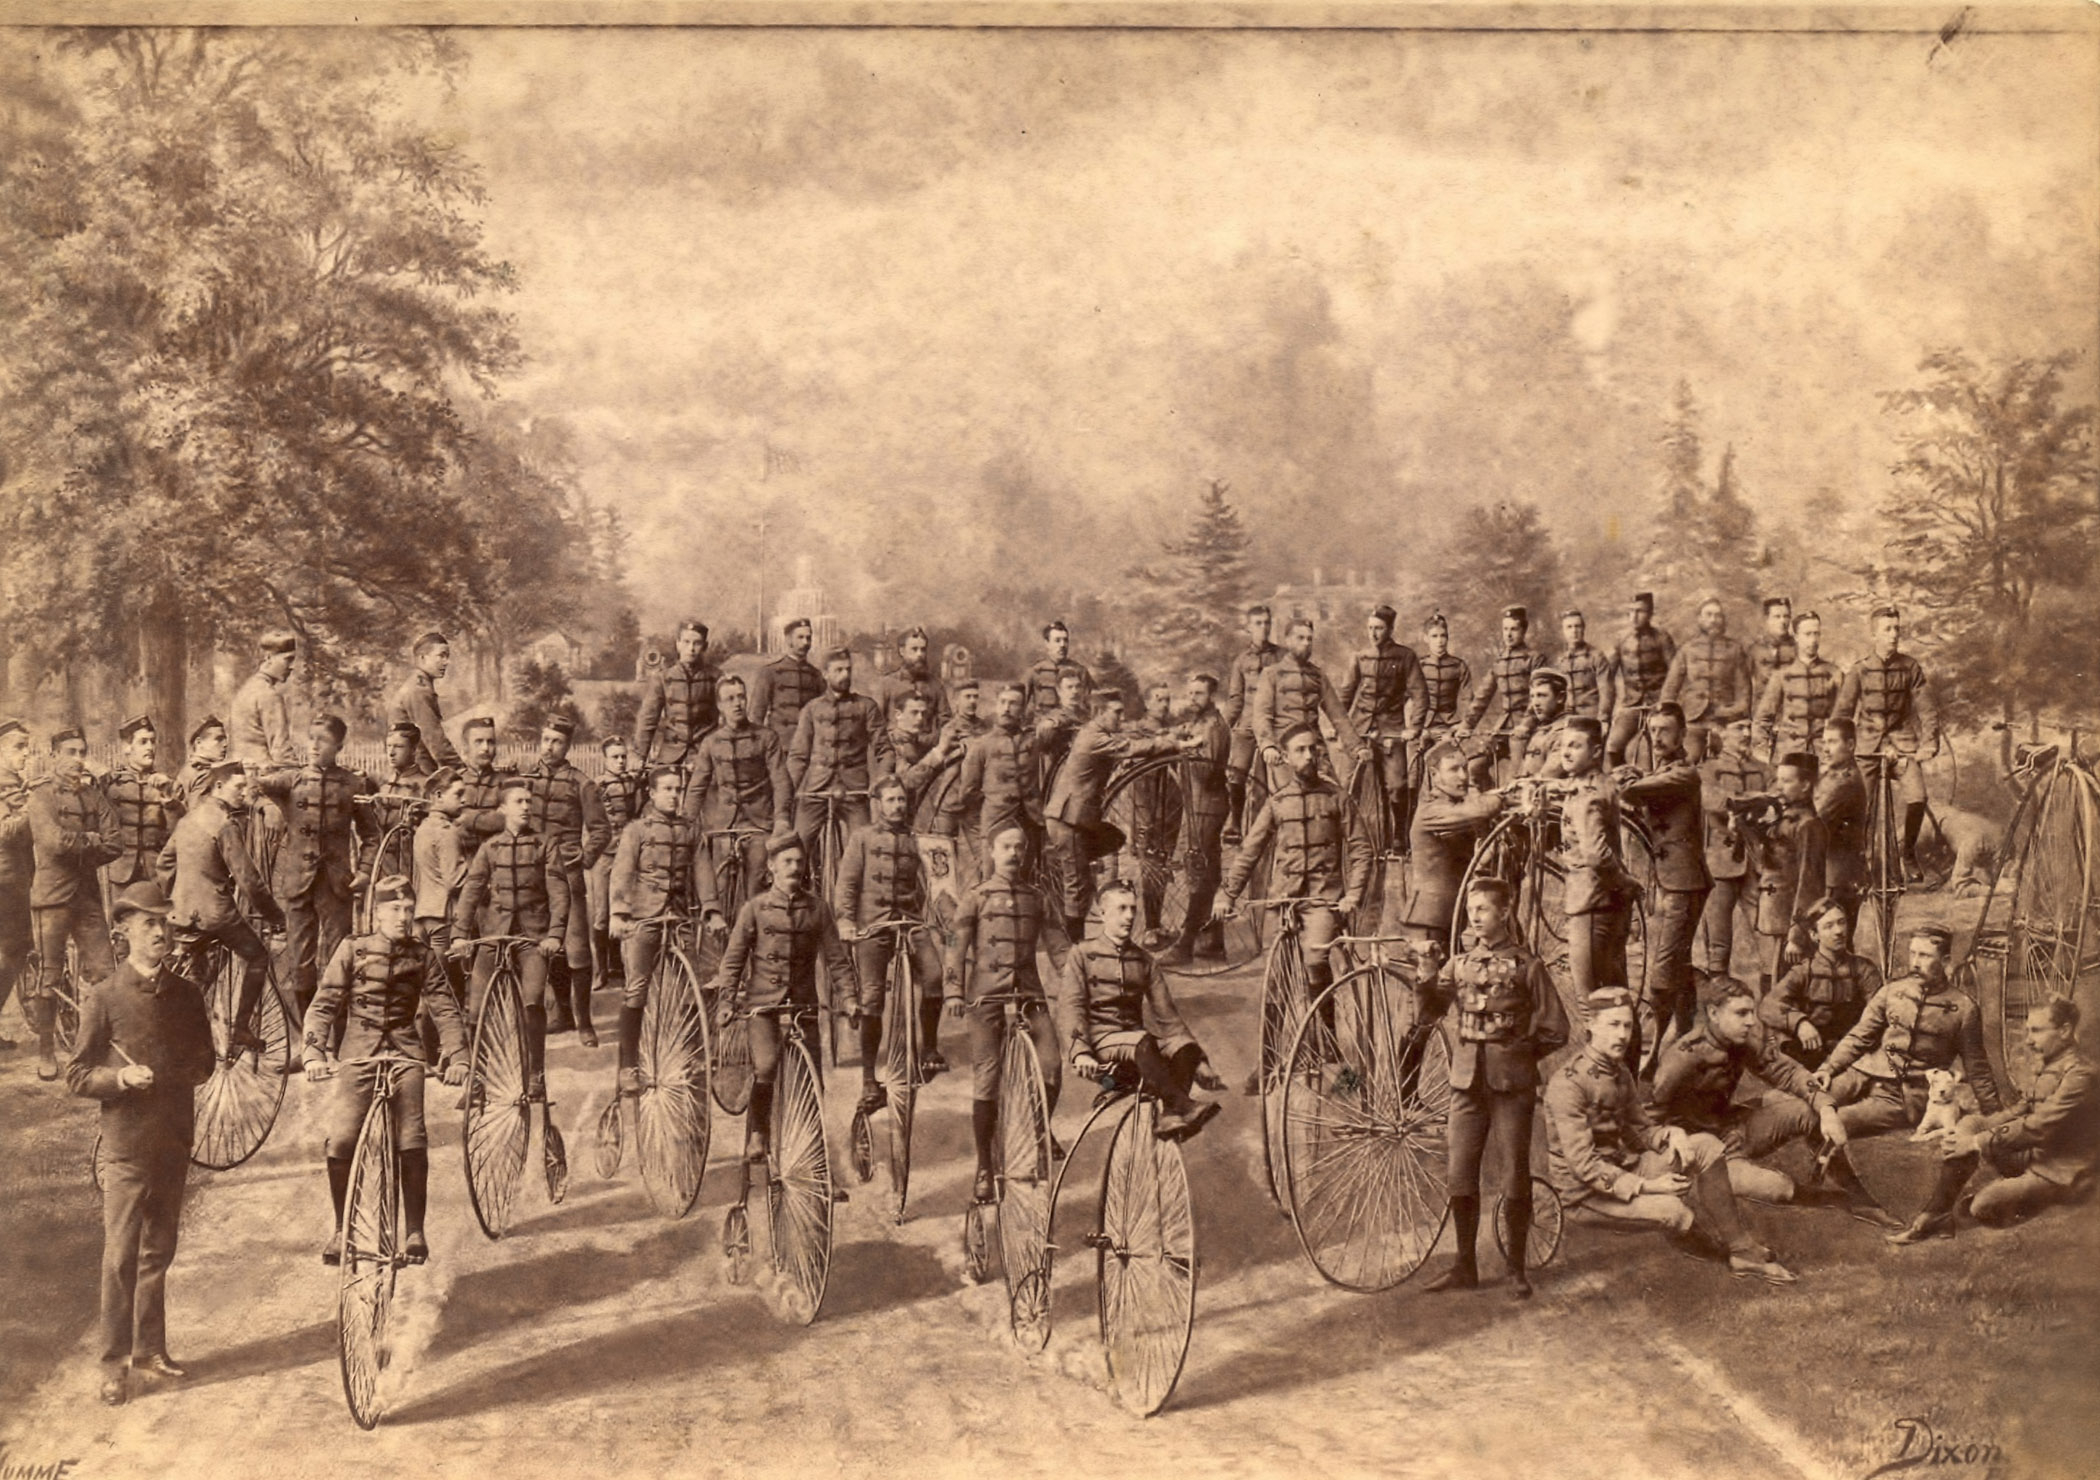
409;24;2097;635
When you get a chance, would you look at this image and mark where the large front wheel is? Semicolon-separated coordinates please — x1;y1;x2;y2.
191;947;291;1171
635;947;714;1219
882;945;921;1223
463;964;532;1240
337;1092;400;1430
1097;1096;1197;1417
1256;927;1311;1207
766;1030;834;1325
996;1009;1054;1344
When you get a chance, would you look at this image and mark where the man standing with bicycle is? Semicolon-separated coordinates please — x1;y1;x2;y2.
450;783;570;1105
521;714;611;1045
1616;703;1711;1067
1044;690;1193;945
1414;613;1475;798
943;825;1071;1203
1606;592;1676;768
28;728;123;1080
1697;716;1768;976
635;620;719;774
590;735;644;1002
834;774;945;1116
942;683;1045;883
252;714;376;1033
1662;596;1754;761
1253;617;1358;786
1834;606;1941;883
66;881;217;1406
1553;719;1636;1056
687;674;794;912
1160;672;1233;968
307;876;468;1267
790;647;892;873
1457;606;1543;782
1814;717;1868;936
1222;604;1282;842
157;763;284;1054
1341;603;1427;854
1402;743;1505;957
609;766;720;1099
369;721;436;849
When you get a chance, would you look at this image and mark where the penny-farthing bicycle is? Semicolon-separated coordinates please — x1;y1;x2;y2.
1101;755;1271;977
809;791;870;1069
1278;932;1454;1291
1858;749;1951;976
846;917;931;1223
720;1001;837;1324
459;936;568;1239
1239;898;1335;1209
184;929;294;1170
330;1052;425;1430
1006;1061;1199;1417
962;990;1056;1309
691;827;765;1115
593;912;714;1218
351;798;423;936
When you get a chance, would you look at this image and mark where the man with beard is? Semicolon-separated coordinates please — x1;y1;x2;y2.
1341;603;1427;852
752;617;825;747
874;625;950;732
790;647;893;874
1662;596;1754;760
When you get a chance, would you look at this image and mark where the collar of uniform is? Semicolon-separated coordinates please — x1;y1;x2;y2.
767;883;808;905
878;818;912;835
1460;926;1516;953
2041;1041;2084;1069
1579;1046;1622;1078
1095;934;1139;956
258;670;283;688
1502;641;1530;656
413;671;435;689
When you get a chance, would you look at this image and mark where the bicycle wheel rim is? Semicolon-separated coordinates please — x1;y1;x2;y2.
768;1035;833;1324
1860;771;1903;976
1100;758;1193;952
463;968;531;1240
883;947;920;1220
52;967;83;1056
636;949;713;1219
1281;969;1451;1291
997;1016;1054;1317
1258;930;1311;1207
1491;1179;1565;1269
338;1094;399;1430
1097;1098;1197;1417
191;953;291;1171
712;1009;755;1115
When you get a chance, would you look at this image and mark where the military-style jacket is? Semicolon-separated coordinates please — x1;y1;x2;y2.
1814;762;1867;895
636;659;720;768
1609;626;1678;712
873;664;950;731
1558;642;1616;721
1755;657;1841;758
1834;652;1939;758
27;776;122;908
687;722;792;834
1764;948;1880;1043
0;767;33;895
1046;722;1183;830
1618;754;1708;894
99;766;185;887
457;762;514;845
1544;1048;1673;1203
1222;775;1373;905
254;763;376;899
1661;633;1753;725
306;932;466;1064
715;887;855;1009
65;961;217;1158
1425;927;1568;1092
230;670;298;768
833;818;927;925
1979;1046;2099;1186
1341;639;1428;742
1403;787;1504;930
596;767;644;837
943;873;1072;1003
452;825;571;939
1698;751;1769;881
1514;714;1569;780
944;722;1044;839
1223;642;1282;735
1821;976;2001;1111
608;808;710;922
790;690;893;798
1026;657;1094;719
1750;632;1798;707
1557;773;1630;916
413;812;467;922
1180;706;1232;820
1753;800;1825;938
386;672;462;771
523;758;611;873
751;654;825;746
1463;644;1545;737
1419;654;1473;728
1057;935;1197;1058
156;797;277;933
1252;654;1358;757
884;724;953;818
1650;1018;1828;1135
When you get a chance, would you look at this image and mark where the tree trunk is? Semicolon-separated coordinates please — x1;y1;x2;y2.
141;592;190;765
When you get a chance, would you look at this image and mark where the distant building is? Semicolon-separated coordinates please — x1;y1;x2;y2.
521;630;585;673
1267;568;1389;628
766;555;843;655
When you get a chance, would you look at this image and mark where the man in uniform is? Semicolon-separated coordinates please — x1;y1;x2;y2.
450;782;570;1102
1890;997;2100;1243
1754;608;1840;764
1044;691;1192;942
590;735;644;1000
751;617;824;748
28;728;122;1079
1651;974;1843;1205
386;632;463;772
1544;987;1797;1283
834;774;946;1115
946;677;989;743
1026;620;1093;720
942;683;1045;879
1814;717;1868;935
686;674;794;907
177;716;230;805
1061;880;1225;1142
1340;603;1427;851
873;625;950;731
943;825;1071;1201
1748;597;1797;711
521;715;611;1044
1834;606;1940;881
1221;604;1282;840
456;716;514;850
1697;715;1768;975
711;834;856;1164
609;767;717;1098
101;716;185;909
306;877;468;1266
1556;609;1616;724
1402;744;1505;957
1220;722;1375;1093
0;720;35;1052
66;881;217;1406
1749;752;1827;987
1606;592;1677;767
1554;719;1635;1056
1161;673;1233;967
1512;669;1572;780
413;768;472;1032
1458;606;1545;781
884;692;963;821
1808;923;2002;1227
1763;896;1879;1069
365;721;434;889
636;620;719;775
230;631;301;769
790;647;892;873
1661;596;1753;760
1420;876;1569;1297
1616;703;1710;1069
1415;612;1476;794
157;763;284;1052
253;715;375;1028
1034;671;1090;791
1252;617;1357;783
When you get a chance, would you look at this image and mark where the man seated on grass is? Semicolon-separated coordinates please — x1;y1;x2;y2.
1544;986;1797;1284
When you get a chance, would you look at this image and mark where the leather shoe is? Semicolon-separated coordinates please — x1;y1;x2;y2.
1846;1202;1906;1232
1423;1261;1478;1293
99;1372;127;1406
134;1353;187;1380
1886;1212;1955;1246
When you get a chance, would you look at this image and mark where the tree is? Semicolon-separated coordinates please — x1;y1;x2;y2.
592;607;645;681
1633;381;1766;626
1870;349;2097;732
1123;479;1255;676
1425;500;1562;653
0;31;600;742
507;659;587;742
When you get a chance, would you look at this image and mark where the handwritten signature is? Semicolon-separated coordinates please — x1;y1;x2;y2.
0;1447;82;1480
1862;1417;2002;1479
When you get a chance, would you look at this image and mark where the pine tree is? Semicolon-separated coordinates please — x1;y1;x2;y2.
1634;382;1764;627
1124;479;1255;675
1426;501;1563;651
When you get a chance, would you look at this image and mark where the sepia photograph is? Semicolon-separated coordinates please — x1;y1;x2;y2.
0;5;2095;1477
